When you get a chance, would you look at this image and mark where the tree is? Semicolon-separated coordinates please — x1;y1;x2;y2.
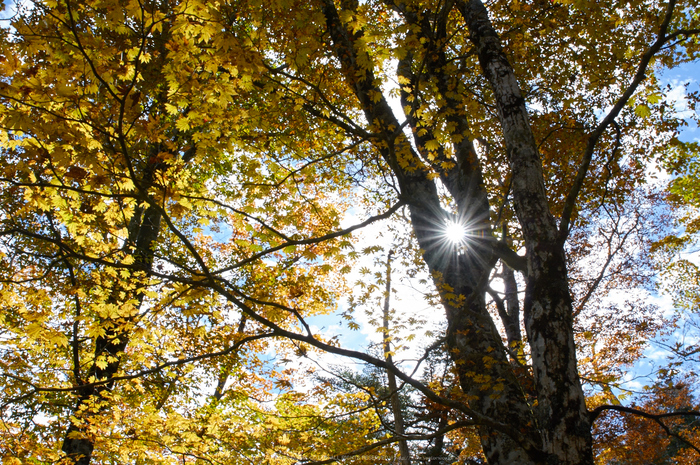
1;0;700;464
654;137;700;368
594;371;700;464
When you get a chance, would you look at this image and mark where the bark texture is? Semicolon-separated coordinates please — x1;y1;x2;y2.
322;0;594;463
455;1;593;462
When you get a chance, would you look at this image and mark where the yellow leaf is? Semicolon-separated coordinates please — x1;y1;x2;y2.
634;104;651;118
176;116;191;131
424;139;440;151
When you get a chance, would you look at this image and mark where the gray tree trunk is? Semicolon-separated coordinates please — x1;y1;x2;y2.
322;0;594;463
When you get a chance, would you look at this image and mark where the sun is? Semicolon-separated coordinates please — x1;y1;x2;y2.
444;219;467;245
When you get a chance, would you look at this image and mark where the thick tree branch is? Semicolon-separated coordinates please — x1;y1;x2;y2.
559;0;679;238
209;280;535;449
213;200;405;273
0;332;272;395
492;241;527;274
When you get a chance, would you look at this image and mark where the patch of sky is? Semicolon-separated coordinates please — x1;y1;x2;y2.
614;59;700;396
0;0;18;21
305;312;369;350
660;60;700;143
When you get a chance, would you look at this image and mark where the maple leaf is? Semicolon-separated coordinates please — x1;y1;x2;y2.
1;1;699;465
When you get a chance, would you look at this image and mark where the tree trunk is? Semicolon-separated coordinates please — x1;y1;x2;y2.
382;251;411;465
322;0;594;463
61;200;163;464
456;0;593;462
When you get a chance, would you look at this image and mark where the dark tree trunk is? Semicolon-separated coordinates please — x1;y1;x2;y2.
456;0;593;462
61;202;163;464
322;0;594;463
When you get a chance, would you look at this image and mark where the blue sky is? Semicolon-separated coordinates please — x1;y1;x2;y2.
662;60;700;143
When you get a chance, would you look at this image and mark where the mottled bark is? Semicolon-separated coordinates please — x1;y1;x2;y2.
456;0;593;463
322;1;539;463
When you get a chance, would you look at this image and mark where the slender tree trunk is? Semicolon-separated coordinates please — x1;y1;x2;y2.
428;415;448;465
382;251;411;465
61;203;162;464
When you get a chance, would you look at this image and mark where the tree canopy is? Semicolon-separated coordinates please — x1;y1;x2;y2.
1;0;700;464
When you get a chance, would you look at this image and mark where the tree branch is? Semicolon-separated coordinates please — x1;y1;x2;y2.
0;332;272;395
590;404;700;455
299;420;474;465
559;0;679;238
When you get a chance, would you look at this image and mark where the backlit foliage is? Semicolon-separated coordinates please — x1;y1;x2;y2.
1;0;699;464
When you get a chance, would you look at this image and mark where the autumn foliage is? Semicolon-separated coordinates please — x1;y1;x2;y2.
1;0;700;464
